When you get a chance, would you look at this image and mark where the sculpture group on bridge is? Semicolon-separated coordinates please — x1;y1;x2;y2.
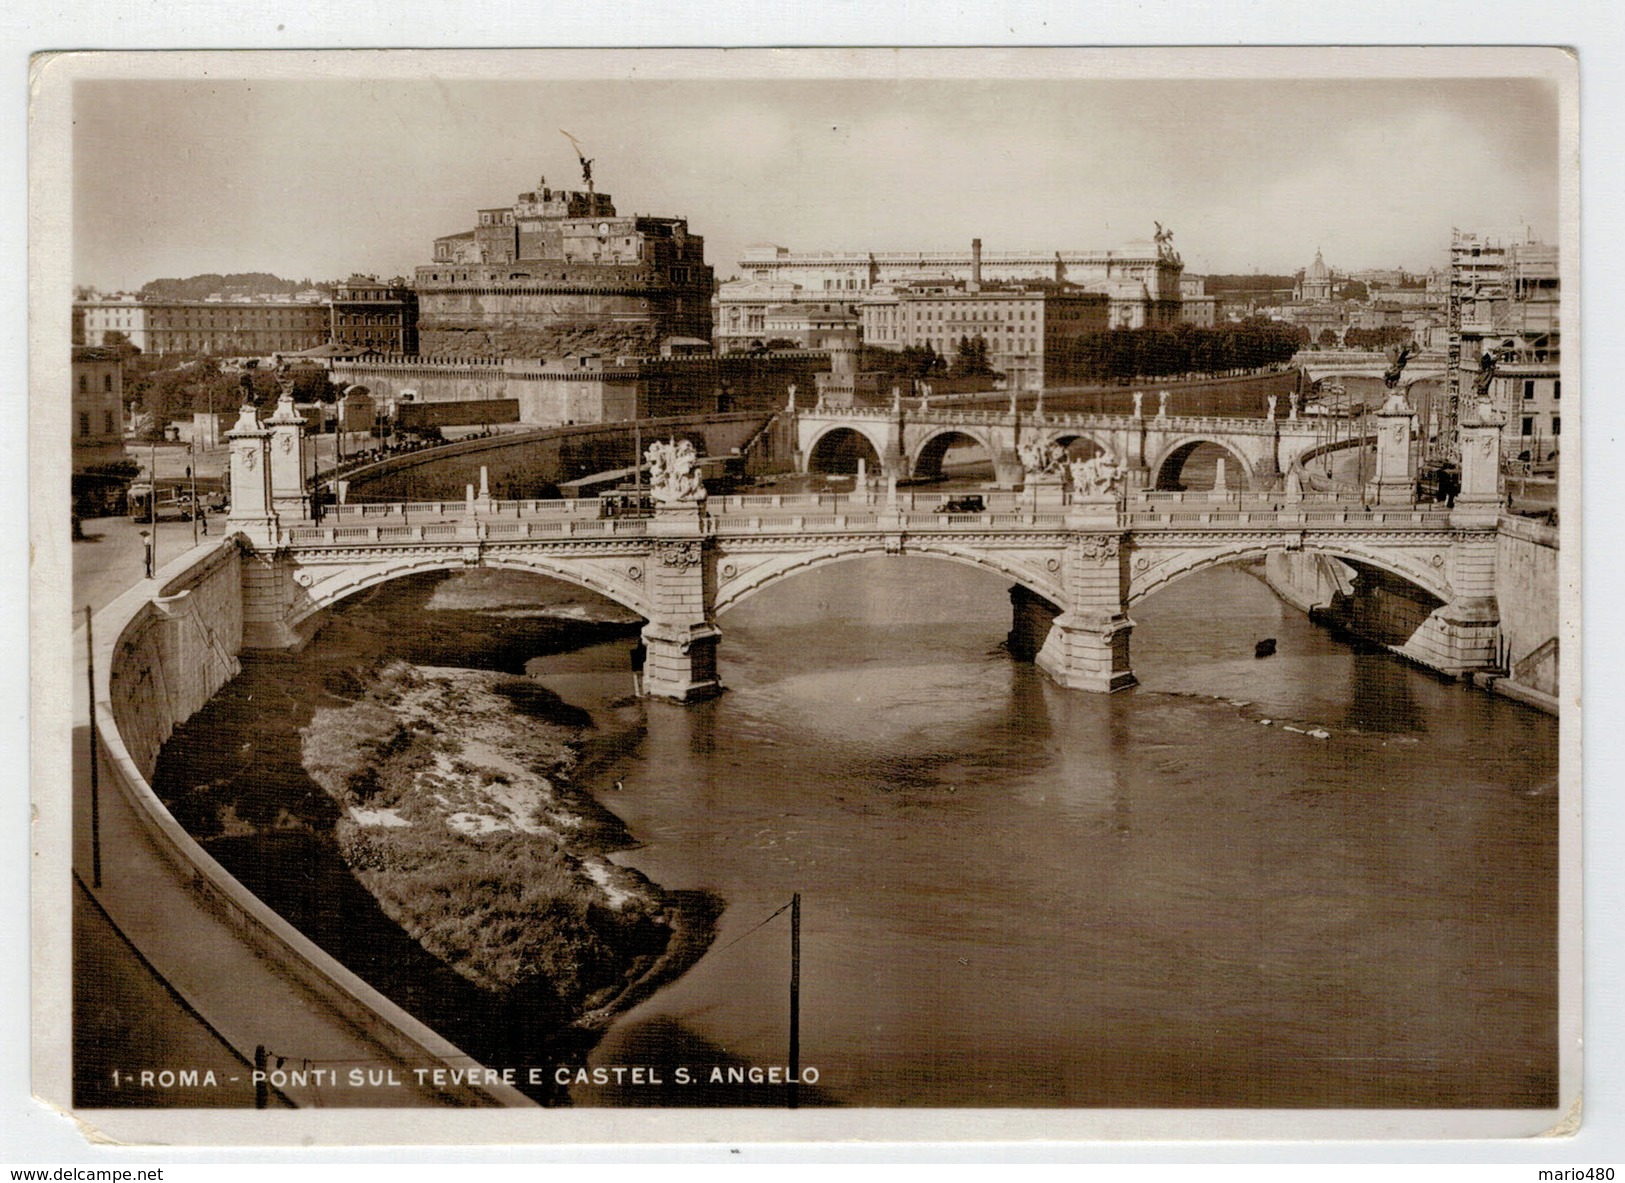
1017;438;1067;477
645;438;707;504
1068;449;1127;498
1017;437;1127;497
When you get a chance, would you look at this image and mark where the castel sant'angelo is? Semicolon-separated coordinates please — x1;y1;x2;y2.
413;158;715;359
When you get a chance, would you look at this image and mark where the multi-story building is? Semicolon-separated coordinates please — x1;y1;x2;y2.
858;280;1112;391
414;171;714;358
74;297;330;355
1178;278;1218;329
78;296;147;349
329;275;419;355
71;346;130;516
728;234;1183;336
1448;229;1560;462
71;347;126;464
760;303;861;352
714;279;825;353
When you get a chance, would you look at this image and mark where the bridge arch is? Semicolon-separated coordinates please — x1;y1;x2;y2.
283;553;652;632
1149;435;1258;491
908;427;998;481
1127;537;1453;610
1042;430;1114;461
714;541;1064;617
805;424;887;474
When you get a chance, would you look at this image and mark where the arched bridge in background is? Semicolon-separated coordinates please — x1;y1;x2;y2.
793;404;1356;492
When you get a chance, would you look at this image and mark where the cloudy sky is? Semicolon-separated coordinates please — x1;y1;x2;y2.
67;51;1564;290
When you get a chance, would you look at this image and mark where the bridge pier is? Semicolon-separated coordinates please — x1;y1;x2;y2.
1034;532;1137;693
641;523;723;702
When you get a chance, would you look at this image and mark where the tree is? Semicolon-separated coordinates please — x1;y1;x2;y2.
102;330;142;358
950;334;997;378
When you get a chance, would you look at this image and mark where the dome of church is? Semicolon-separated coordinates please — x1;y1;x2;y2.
1306;249;1330;280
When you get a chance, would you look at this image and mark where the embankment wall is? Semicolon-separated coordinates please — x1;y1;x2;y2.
1262;516;1560;712
1494;514;1561;704
92;540;533;1106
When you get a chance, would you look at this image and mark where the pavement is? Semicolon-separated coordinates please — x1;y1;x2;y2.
72;514;222;616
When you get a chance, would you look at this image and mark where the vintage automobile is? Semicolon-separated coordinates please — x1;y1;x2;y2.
126;482;198;522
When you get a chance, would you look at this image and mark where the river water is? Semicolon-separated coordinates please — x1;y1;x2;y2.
153;546;1557;1111
536;558;1557;1109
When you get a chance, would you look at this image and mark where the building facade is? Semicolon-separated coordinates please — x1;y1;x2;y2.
71;347;130;516
1449;229;1560;462
414;173;714;359
75;297;330;355
858;281;1113;391
330;276;419;355
728;233;1184;337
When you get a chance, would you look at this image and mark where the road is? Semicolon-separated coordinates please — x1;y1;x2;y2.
73;513;222;615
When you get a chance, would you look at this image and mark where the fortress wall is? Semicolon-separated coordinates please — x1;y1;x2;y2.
341;413;773;502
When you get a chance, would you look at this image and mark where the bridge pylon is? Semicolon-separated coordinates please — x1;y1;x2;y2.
1033;517;1137;693
640;505;722;702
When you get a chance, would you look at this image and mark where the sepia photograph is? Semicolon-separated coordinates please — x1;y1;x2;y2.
30;46;1581;1146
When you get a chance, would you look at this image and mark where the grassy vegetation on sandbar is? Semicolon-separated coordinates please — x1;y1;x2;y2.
302;662;683;1018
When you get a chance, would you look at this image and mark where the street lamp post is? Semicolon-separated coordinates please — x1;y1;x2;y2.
140;529;153;580
189;442;199;546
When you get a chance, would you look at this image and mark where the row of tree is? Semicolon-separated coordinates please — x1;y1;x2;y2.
1341;325;1417;351
1044;319;1310;383
858;338;1003;383
136;272;337;303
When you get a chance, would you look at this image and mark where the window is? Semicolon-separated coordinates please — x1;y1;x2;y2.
104;374;113;392
103;410;114;433
1524;380;1535;401
77;375;87;394
1552;416;1561;436
78;411;90;437
1522;416;1534;436
1554;380;1561;400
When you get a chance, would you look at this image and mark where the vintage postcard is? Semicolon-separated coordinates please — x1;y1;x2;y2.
29;47;1581;1145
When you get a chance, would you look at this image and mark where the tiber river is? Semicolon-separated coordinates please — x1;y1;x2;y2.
156;548;1558;1110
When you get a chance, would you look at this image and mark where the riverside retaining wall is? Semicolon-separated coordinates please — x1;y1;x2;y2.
1261;514;1561;712
91;539;534;1107
1494;513;1561;706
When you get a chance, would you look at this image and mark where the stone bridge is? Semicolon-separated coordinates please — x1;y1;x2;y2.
793;403;1357;491
1295;349;1449;389
222;386;1513;699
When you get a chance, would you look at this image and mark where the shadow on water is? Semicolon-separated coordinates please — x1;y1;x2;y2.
491;678;596;729
574;1015;837;1108
1342;647;1427;734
